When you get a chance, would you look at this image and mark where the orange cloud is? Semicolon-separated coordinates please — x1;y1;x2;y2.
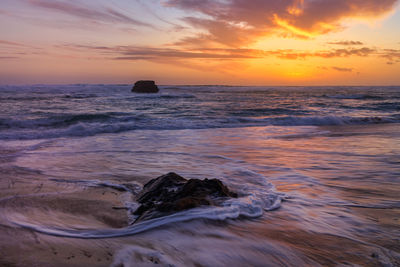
380;49;400;64
165;0;399;46
267;47;376;59
331;66;353;72
57;43;382;63
327;41;364;46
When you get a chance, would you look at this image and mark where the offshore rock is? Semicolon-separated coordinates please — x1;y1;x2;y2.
133;172;237;222
131;80;159;93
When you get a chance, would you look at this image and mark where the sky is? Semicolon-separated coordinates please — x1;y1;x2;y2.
1;0;400;85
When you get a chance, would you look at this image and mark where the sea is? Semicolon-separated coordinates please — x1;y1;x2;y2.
0;84;399;266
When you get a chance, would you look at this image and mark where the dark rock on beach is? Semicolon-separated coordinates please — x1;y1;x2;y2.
133;172;237;222
131;80;159;93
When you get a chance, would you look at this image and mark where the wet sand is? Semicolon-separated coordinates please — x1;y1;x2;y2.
1;124;399;266
0;166;399;267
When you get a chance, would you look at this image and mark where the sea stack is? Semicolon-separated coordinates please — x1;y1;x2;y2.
132;80;159;93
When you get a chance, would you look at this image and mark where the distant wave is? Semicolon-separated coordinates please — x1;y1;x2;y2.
0;112;137;129
0;114;398;140
269;115;394;126
1;84;400;140
338;102;400;112
160;94;196;99
125;93;196;100
0;96;52;101
323;94;385;100
229;107;311;116
0;93;100;101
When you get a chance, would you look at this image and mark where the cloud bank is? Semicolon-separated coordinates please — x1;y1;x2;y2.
58;43;380;62
165;0;398;46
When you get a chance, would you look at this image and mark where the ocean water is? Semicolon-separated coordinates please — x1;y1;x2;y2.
0;85;399;266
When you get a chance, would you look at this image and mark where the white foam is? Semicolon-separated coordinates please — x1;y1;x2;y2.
8;191;283;239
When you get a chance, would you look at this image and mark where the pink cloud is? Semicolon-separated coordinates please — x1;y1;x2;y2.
0;40;25;46
26;0;152;27
0;56;19;59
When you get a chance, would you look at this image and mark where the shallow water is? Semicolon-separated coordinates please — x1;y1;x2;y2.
0;85;399;266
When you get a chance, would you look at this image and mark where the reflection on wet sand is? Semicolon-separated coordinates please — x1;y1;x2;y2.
0;124;399;266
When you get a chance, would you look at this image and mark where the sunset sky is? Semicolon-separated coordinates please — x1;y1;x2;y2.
1;0;400;85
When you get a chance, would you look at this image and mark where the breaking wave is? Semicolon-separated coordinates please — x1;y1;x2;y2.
0;114;398;140
1;85;400;140
323;94;385;100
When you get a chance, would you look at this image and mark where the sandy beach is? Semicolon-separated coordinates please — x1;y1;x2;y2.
1;164;399;266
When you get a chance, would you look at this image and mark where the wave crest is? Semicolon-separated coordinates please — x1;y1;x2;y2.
0;114;397;140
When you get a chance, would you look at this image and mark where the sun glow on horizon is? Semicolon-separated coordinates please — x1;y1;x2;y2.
0;0;399;85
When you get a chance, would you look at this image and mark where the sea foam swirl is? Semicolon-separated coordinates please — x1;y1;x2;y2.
5;193;283;239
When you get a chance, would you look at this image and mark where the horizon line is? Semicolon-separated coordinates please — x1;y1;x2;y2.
1;83;400;87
